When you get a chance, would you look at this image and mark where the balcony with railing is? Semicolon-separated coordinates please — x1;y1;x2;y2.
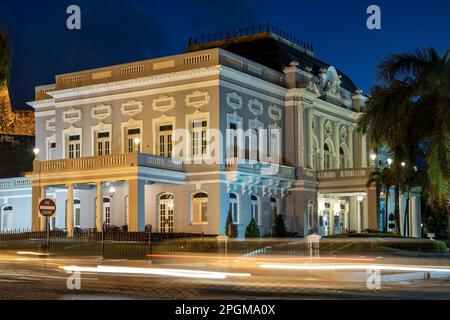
0;177;32;190
33;153;184;174
225;158;295;181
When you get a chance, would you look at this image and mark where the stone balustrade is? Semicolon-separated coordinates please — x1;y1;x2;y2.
34;153;184;174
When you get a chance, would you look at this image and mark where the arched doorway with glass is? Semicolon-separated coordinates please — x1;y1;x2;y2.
159;193;174;233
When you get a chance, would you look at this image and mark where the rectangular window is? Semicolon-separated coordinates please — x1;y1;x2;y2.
96;131;111;156
68;134;81;159
192;198;208;224
48;142;56;160
157;124;173;157
126;128;141;153
191;120;208;157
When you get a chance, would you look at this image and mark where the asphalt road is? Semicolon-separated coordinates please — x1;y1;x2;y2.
1;250;450;300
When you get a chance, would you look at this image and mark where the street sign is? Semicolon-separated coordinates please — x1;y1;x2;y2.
39;198;56;217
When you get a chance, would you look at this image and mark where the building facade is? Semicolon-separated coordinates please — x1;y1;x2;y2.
0;28;422;237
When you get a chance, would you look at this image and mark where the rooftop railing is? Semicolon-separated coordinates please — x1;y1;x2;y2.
188;23;314;53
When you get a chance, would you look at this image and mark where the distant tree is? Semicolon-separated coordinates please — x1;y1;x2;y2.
367;167;393;232
272;214;287;237
225;210;233;237
245;218;260;238
0;27;11;85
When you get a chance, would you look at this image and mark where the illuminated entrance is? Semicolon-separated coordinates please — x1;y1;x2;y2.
317;192;367;236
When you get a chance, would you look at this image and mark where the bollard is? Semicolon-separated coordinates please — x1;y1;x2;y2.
306;234;321;258
216;235;229;258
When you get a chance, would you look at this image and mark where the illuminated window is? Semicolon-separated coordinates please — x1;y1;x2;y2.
229;193;239;224
192;192;208;224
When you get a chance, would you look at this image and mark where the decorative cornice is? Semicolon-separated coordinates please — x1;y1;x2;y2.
45;66;222;100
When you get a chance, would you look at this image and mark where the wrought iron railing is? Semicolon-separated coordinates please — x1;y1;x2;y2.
188;23;314;53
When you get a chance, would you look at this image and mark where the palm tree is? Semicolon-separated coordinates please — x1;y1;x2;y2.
0;27;11;85
367;167;393;232
358;47;450;210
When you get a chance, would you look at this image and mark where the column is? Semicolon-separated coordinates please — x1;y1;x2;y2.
357;199;362;233
319;117;325;170
31;184;45;231
307;107;314;169
128;178;146;232
66;184;74;236
96;182;103;232
361;134;368;168
348;126;354;168
366;188;378;230
334;121;341;169
297;105;305;168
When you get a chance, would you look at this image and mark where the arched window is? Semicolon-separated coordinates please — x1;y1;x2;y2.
340;147;346;169
250;195;260;224
159;193;174;233
270;197;278;217
270;197;278;227
229;193;239;224
192;192;208;224
324;143;332;170
312;139;319;170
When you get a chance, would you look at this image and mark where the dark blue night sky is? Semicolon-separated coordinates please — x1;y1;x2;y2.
1;0;449;108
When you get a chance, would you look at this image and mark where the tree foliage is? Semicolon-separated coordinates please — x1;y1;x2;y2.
0;27;11;85
245;218;260;238
358;47;450;208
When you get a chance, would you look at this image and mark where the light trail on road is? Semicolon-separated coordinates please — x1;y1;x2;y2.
259;263;450;273
63;265;252;280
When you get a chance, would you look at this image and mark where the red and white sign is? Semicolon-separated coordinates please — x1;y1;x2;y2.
39;198;56;217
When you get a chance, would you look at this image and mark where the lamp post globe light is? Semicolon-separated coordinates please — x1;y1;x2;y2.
133;137;141;153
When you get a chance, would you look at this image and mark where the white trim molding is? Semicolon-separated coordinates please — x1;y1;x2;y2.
45;118;56;132
121;100;143;117
91;104;112;121
248;98;264;116
62;108;82;125
226;92;243;110
152;95;176;113
268;105;282;121
185;90;210;109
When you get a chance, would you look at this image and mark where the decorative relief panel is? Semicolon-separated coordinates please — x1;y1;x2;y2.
152;96;176;112
226;92;243;110
121;100;143;117
46;118;56;132
248;98;264;116
185;91;210;109
91;104;112;121
268;105;282;121
340;125;348;141
62;108;82;125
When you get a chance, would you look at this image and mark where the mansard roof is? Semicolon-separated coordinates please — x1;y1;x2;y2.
187;25;358;93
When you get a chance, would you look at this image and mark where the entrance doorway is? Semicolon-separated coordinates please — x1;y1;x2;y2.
159;193;174;233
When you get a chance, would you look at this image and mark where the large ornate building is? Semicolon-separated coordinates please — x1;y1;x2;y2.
0;25;422;237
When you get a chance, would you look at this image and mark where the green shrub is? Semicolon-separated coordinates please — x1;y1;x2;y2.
435;241;448;252
272;214;287;237
245;218;261;238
